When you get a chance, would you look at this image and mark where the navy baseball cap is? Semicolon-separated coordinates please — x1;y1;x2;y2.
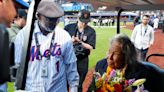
16;0;29;9
17;9;27;19
78;9;90;23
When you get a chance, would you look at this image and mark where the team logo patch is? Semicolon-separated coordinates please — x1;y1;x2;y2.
83;35;87;41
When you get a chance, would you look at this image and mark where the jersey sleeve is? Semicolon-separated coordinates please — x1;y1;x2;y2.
63;35;79;89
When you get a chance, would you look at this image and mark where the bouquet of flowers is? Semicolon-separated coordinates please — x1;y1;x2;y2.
94;66;148;92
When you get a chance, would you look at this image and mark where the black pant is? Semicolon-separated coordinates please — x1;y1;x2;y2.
77;57;88;92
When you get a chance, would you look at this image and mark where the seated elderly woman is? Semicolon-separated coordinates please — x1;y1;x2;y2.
88;34;163;92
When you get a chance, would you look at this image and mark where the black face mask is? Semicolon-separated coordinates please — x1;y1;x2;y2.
39;16;58;32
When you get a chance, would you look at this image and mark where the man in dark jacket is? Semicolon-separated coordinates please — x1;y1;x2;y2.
0;0;16;91
65;9;96;92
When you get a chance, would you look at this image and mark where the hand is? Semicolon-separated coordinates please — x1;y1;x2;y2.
72;36;81;44
72;36;75;42
74;37;80;42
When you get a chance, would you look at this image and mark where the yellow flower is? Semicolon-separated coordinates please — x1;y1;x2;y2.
95;78;103;88
106;66;113;75
106;84;114;91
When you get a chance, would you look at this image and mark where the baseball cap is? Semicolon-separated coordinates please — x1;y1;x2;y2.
17;9;27;19
78;9;90;23
37;0;64;18
16;0;29;9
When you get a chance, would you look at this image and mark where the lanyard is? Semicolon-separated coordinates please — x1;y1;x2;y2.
141;25;148;36
34;32;55;60
76;31;84;41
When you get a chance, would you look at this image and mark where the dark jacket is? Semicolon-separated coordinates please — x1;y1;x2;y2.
64;23;96;49
64;23;96;59
88;58;164;92
0;24;10;84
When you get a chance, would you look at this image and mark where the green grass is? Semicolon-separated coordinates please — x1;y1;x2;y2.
7;22;132;92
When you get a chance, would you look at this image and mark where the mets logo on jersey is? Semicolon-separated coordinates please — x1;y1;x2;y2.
30;43;61;61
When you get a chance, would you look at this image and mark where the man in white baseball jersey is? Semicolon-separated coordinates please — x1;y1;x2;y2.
131;15;154;61
14;0;79;91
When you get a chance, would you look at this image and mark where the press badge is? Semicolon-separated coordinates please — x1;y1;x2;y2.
41;65;48;77
41;55;50;77
41;60;48;77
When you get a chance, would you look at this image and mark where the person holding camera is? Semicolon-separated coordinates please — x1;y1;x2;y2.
64;9;96;92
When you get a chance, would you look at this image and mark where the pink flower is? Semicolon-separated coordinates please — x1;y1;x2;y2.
109;70;116;80
128;78;135;85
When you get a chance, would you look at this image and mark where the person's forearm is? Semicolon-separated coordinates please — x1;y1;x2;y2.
81;41;93;51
